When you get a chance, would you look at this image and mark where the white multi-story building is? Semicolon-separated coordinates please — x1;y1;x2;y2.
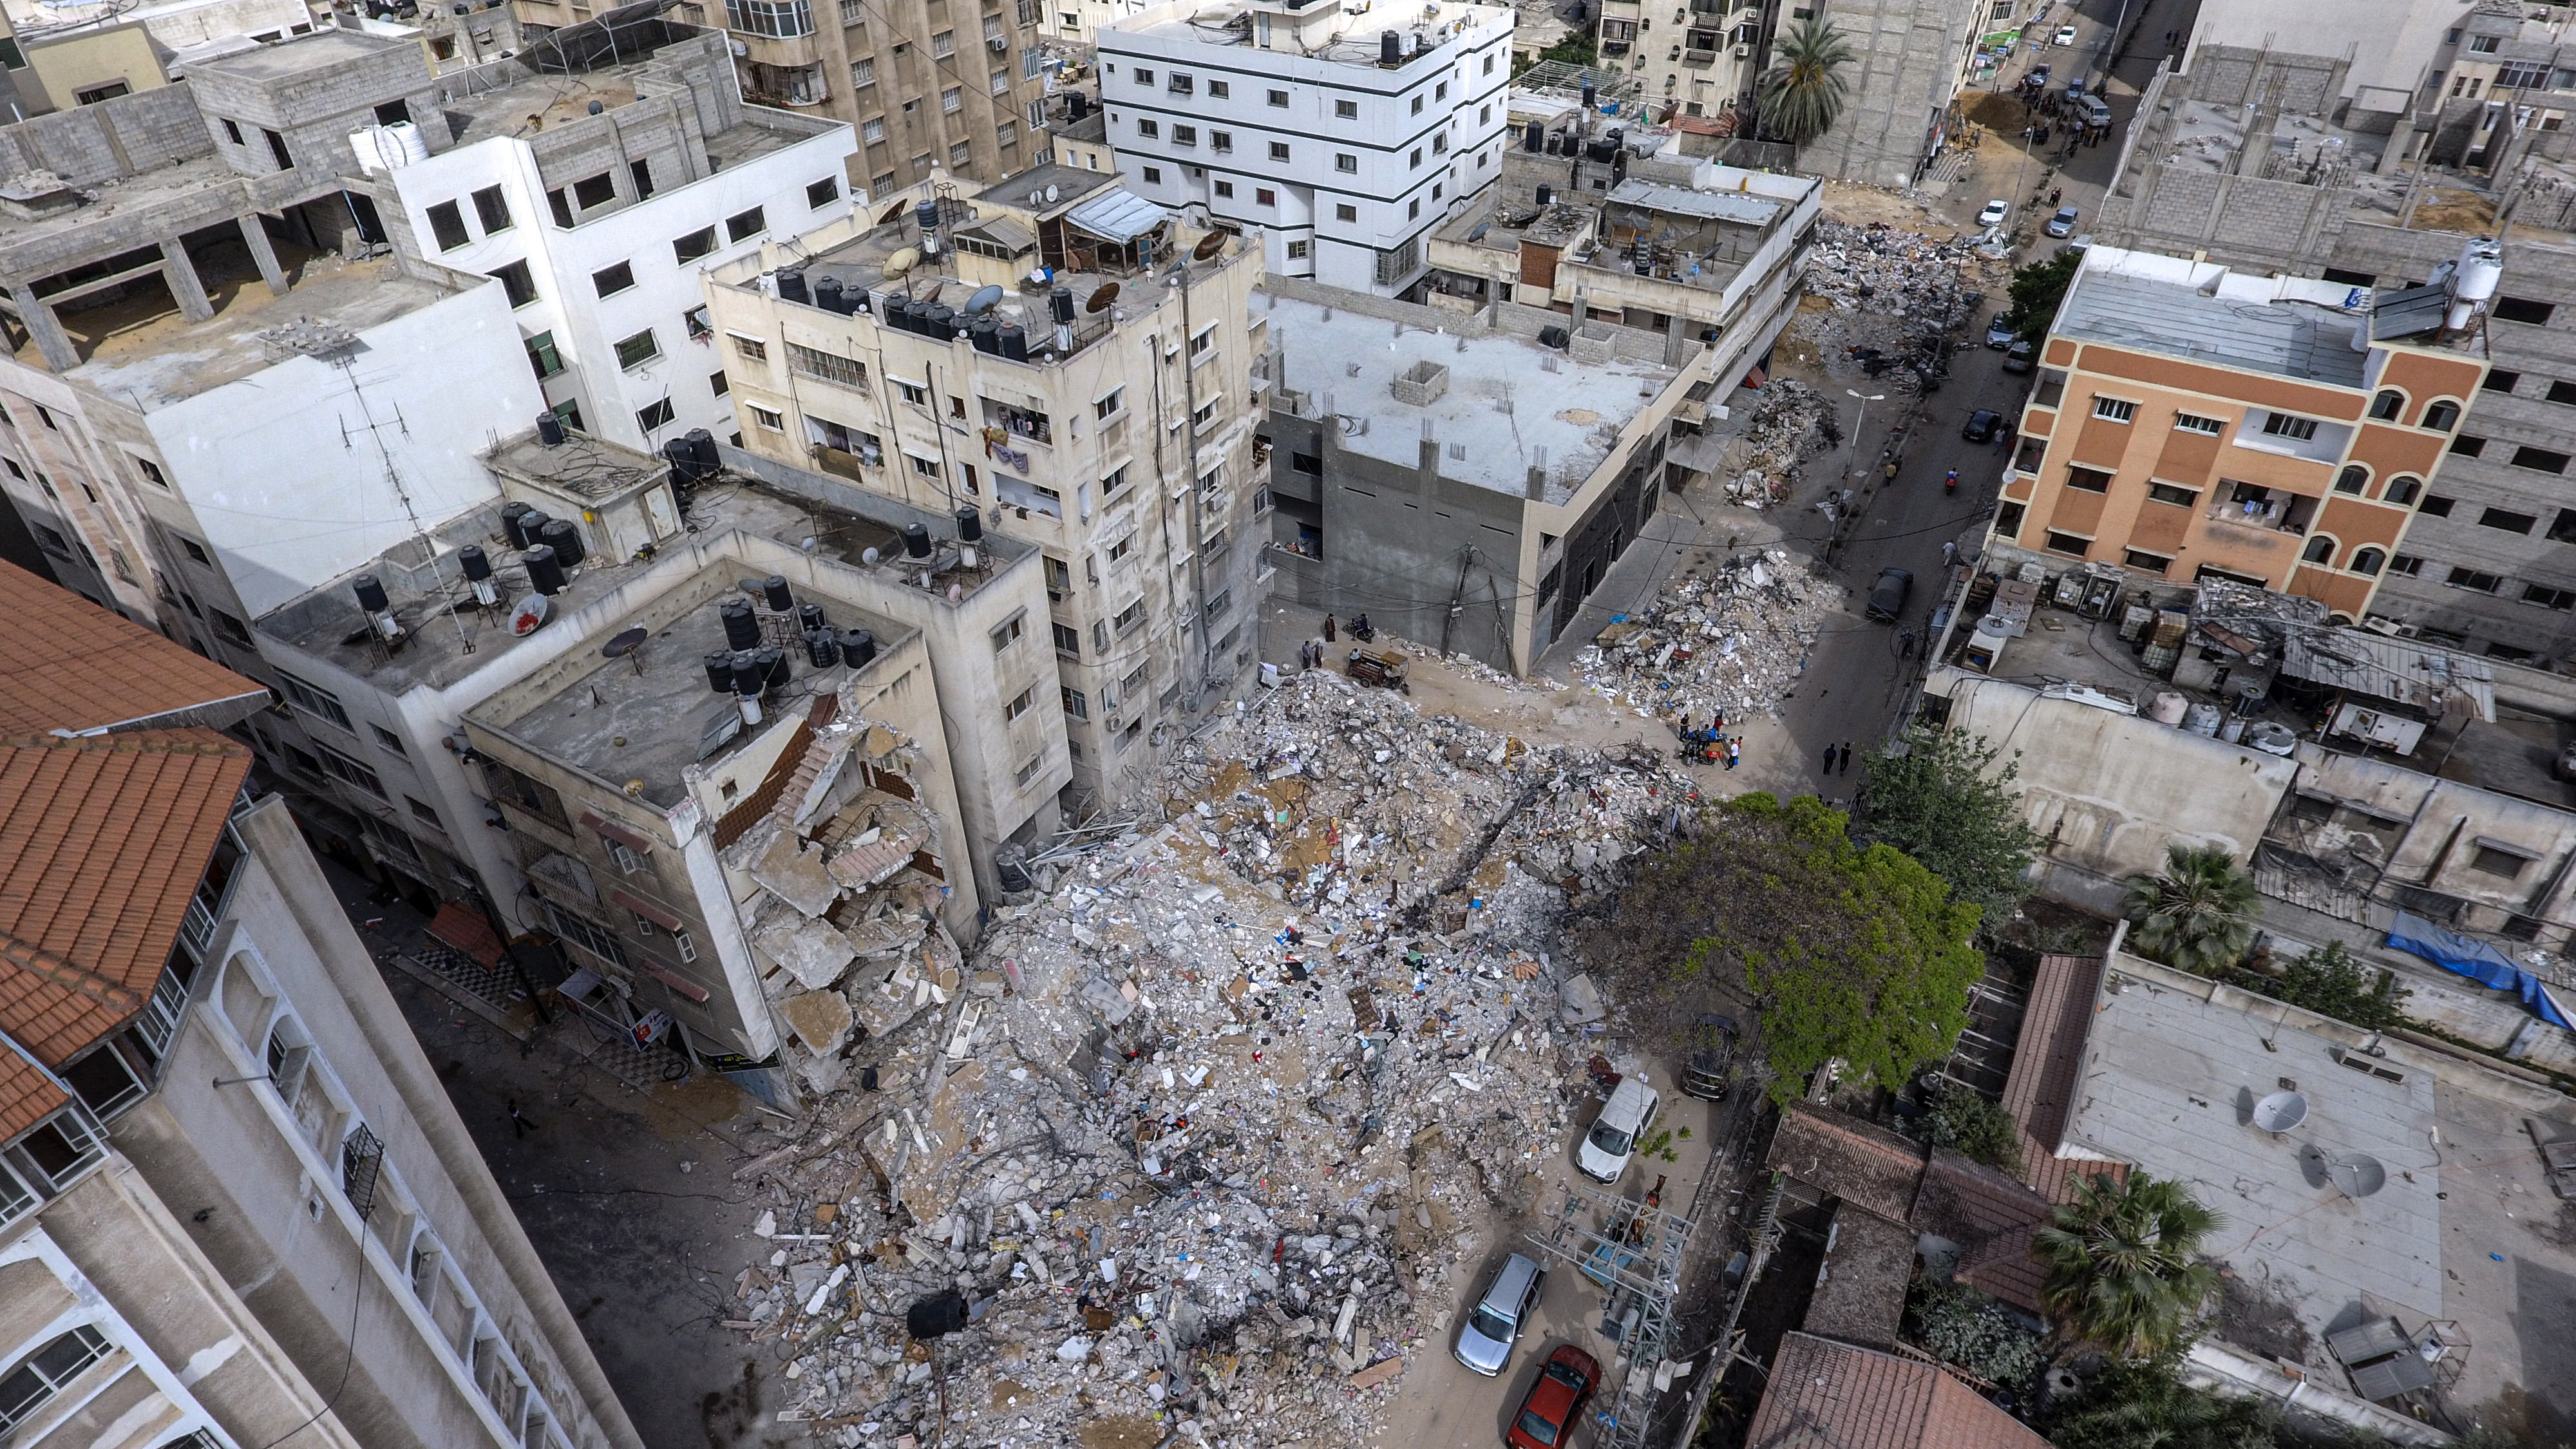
370;30;858;453
1095;0;1513;296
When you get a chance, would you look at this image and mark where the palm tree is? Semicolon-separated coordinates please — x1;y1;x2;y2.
2121;844;2259;975
2035;1173;2221;1359
2046;1357;2276;1449
1755;19;1856;146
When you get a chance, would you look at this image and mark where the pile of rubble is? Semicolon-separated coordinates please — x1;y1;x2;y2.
1787;220;1989;392
1572;548;1839;728
1721;378;1835;509
1377;635;1565;694
723;669;1701;1449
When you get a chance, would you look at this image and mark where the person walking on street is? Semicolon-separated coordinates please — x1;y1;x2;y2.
1725;737;1741;770
1837;741;1853;775
1942;540;1958;569
509;1100;536;1138
1821;743;1836;775
1323;615;1337;642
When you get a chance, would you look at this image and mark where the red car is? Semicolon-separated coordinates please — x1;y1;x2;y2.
1506;1345;1600;1448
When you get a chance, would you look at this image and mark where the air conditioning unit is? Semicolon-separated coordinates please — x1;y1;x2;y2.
1733;42;1748;56
990;34;1008;48
1104;713;1124;733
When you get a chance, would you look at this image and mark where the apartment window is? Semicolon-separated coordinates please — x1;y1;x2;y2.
933;28;955;53
1133;66;1153;83
1484;53;1495;72
1208;80;1229;98
1336;153;1358;173
212;610;252;647
1409;147;1422;167
1410;95;1424;115
2467;33;2500;52
1211;130;1233;153
1336;204;1358;222
2481;506;2540;533
1257;189;1277;206
724;0;814;36
2260;412;2318;441
637;399;676;431
548;904;630;968
1061;685;1088;719
1106;531;1135;563
1408;198;1420;219
2043;531;2090;556
726;207;767;243
2452;434;2486;458
30;523;69;556
318;744;386;797
787;342;867;389
592;261;636;298
2423;400;2460;431
2485;370;2522;394
805;176;840;209
2495;296;2555;325
748;404;785;430
2552;507;2576;544
278;672;351;728
862;117;887;145
2389;554;2424;577
2352;547;2385;576
572;172;615;209
133;457;167;488
2447;566;2504;592
178;536;211;565
1433;133;1448;154
1053;622;1080;656
2369;388;2404;421
1095;388;1124;419
1101;463;1130;496
489;260;537;308
2123;548;2173;574
426;200;470;251
1215;180;1235;198
1169;124;1197;147
992;612;1025;652
371;724;406;756
1287;240;1308;259
1003;687;1034;722
2420;495;2455;517
2513;445;2571;474
909;453;940;477
2065;464;2112;492
1141;166;1163;184
1114;599;1146;634
1267;88;1288;106
406;795;442;828
0;1327;111;1433
547;188;574;227
2526;583;2576;611
1335;99;1358;118
1204;589;1231;621
1269;141;1290;160
614;330;660;369
852;55;875;86
526;330;564;379
997;120;1018;147
896;380;928;405
2145;481;2198;507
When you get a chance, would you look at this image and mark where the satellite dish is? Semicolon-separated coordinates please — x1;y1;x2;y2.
1045;184;1059;203
603;625;648;658
2328;1151;2387;1200
1086;281;1121;314
511;593;551;636
1193;229;1225;261
878;199;910;226
965;284;1005;315
862;546;880;564
884;246;921;278
2253;1090;2308;1134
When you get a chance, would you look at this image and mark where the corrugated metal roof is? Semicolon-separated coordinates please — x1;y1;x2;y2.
2279;629;2496;721
1065;188;1172;244
1603;178;1783;227
2058;271;2369;386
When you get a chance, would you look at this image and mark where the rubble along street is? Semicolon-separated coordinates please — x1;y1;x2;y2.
1575;548;1840;735
720;667;1707;1449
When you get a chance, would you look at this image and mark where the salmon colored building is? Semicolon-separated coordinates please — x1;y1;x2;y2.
2000;247;2488;622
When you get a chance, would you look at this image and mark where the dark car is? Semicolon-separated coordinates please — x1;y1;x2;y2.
1985;312;2016;348
2002;337;2036;374
1507;1345;1601;1449
1962;408;2003;442
1681;1014;1736;1101
1865;568;1913;623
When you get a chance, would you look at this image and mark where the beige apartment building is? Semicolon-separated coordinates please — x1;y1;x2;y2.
701;164;1269;813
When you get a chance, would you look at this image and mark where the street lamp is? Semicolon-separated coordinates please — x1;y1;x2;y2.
1847;389;1886;478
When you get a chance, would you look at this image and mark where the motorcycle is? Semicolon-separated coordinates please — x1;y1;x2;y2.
1944;469;1960;495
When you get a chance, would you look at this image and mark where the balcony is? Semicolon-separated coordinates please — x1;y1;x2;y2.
2206;482;2318;536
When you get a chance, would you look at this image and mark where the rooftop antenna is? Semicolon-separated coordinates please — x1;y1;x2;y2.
327;344;478;657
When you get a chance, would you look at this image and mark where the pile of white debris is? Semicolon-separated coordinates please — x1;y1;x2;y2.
1571;549;1840;730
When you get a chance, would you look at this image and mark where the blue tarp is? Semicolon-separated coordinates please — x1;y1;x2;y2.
2386;911;2575;1030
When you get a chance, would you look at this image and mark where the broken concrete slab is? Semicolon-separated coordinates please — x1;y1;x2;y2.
753;912;858;991
781;989;855;1055
750;829;838;918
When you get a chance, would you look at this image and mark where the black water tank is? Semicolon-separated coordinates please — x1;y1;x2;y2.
1586;137;1617;162
884;295;915;334
762;574;792;612
659;437;695;482
1537;183;1555;205
970;317;1001;354
1524;120;1545;151
1380;29;1400;64
1580;81;1595;110
798;601;826;633
914;199;940;234
459;544;492;582
999;323;1029;361
923;305;956;341
759;645;789;690
778;268;810;304
536;412;567;446
955;504;983;542
1067;91;1090;120
518;510;553;551
704;651;734;692
1049;287;1076;325
815;276;844;314
501;501;536;549
730;651;765;696
687;428;719;475
840;628;876;668
523;545;564;595
1539;323;1570;349
719;597;761;650
538;517;585;569
805;629;840;668
902;522;932;558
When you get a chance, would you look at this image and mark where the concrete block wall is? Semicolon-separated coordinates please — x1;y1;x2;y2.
187;34;438;182
2189;46;2347;115
0;84;212;184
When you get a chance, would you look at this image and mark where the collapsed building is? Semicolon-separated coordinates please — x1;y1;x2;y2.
714;667;1713;1447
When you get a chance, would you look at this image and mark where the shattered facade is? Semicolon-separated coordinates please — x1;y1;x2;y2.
715;667;1714;1447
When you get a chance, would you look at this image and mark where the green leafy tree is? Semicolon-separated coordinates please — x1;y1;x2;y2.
1913;1078;2022;1171
2224;942;2408;1031
2045;1356;2276;1449
2122;845;2260;976
1908;1278;2043;1388
1651;794;1984;1106
1857;727;2042;918
1756;19;1856;146
2036;1173;2221;1359
2002;250;2081;346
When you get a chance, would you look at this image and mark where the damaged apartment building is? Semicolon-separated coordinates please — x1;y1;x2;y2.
250;424;1066;1102
701;166;1268;815
0;17;853;653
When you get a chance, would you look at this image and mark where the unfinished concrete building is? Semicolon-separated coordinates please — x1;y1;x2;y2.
1786;0;1984;189
701;166;1265;817
1260;279;1721;675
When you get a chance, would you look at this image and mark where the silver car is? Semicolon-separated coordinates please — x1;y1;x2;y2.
1453;1253;1545;1376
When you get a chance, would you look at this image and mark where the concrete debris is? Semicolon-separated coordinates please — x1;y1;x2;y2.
1720;378;1834;509
1788;220;1996;394
721;669;1707;1448
1573;547;1836;728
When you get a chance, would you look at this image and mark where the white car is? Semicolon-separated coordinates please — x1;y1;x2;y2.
2054;23;2078;44
1577;1077;1662;1183
1976;198;2010;229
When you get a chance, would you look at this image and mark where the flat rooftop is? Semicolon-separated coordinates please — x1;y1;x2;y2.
2057;270;2369;386
1112;0;1501;61
1257;292;1680;501
484;565;909;809
182;26;393;78
438;39;833;165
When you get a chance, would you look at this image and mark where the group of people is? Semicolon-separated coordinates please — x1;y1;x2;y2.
1674;711;1743;771
1320;614;1374;643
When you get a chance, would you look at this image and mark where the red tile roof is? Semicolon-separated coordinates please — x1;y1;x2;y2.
1766;1105;1924;1222
1748;1333;2050;1449
0;562;269;735
0;1046;70;1144
1998;953;2131;1203
0;730;252;1065
1767;1106;2056;1315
